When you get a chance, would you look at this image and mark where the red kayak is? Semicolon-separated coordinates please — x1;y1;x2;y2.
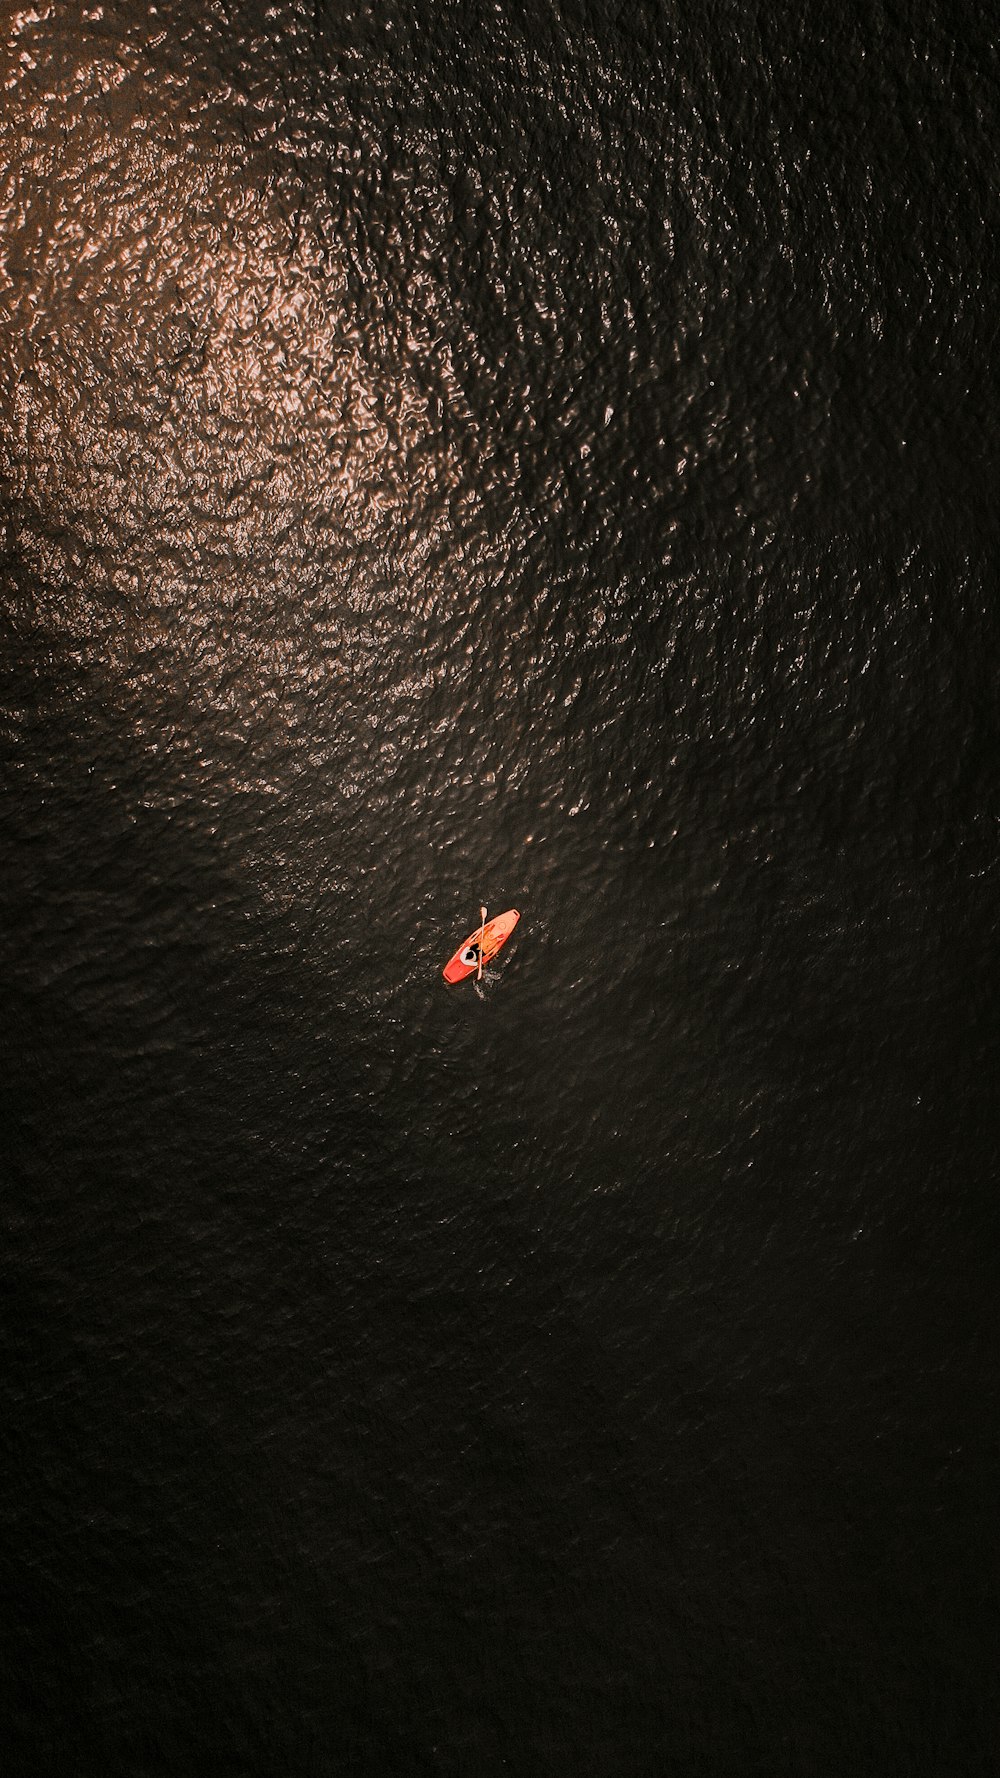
442;909;520;983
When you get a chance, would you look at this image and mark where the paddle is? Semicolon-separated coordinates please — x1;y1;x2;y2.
477;905;487;981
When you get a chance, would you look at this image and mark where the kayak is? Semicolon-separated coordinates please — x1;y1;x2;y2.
442;909;520;983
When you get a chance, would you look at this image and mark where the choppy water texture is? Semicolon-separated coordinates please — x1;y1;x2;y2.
2;2;1000;1772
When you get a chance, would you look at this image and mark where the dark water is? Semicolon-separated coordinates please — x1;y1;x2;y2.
2;3;999;1771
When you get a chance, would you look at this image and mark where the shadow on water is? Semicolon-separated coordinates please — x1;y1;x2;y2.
5;619;1000;1778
